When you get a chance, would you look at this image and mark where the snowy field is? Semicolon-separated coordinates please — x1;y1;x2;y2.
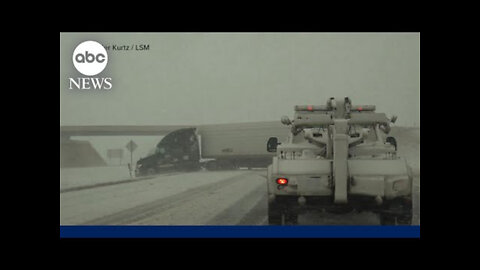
60;165;132;191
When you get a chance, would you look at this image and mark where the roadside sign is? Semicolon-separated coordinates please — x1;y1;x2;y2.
107;149;124;158
126;140;137;152
126;140;137;178
107;148;124;165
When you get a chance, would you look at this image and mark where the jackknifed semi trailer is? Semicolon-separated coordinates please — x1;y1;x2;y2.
135;122;289;176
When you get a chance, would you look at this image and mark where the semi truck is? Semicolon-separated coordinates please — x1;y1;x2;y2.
135;122;289;176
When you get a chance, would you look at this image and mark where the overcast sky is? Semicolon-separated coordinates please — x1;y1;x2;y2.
60;33;420;127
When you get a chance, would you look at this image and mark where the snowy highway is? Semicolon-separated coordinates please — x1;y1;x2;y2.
60;170;269;225
60;168;420;225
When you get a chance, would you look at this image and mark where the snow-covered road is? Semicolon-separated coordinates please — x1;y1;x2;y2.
60;170;263;225
60;169;419;225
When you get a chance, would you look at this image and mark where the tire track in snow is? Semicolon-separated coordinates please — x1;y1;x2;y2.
83;172;258;225
205;179;266;225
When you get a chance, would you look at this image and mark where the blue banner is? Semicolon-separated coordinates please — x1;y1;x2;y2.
60;225;420;238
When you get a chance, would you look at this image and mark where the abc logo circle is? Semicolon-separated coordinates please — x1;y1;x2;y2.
72;41;108;76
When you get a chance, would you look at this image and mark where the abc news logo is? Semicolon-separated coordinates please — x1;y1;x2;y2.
69;41;112;90
74;51;106;64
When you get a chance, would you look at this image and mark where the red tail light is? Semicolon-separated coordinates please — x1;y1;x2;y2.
276;178;288;185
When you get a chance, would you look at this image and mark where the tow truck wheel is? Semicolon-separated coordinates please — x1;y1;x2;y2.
268;201;282;225
379;214;412;225
379;214;396;225
284;211;298;225
380;196;412;225
396;215;412;225
268;198;298;225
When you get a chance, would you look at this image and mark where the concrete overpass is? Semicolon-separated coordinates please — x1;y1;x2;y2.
60;125;193;139
60;125;193;168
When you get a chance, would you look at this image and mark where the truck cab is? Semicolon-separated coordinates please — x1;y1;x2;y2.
135;128;200;176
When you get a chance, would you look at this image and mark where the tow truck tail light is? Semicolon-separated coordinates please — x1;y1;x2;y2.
276;178;288;185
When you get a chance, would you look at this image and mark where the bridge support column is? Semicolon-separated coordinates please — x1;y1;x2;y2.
60;139;107;168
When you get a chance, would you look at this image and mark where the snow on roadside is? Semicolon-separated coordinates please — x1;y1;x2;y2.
60;166;133;190
60;170;253;224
